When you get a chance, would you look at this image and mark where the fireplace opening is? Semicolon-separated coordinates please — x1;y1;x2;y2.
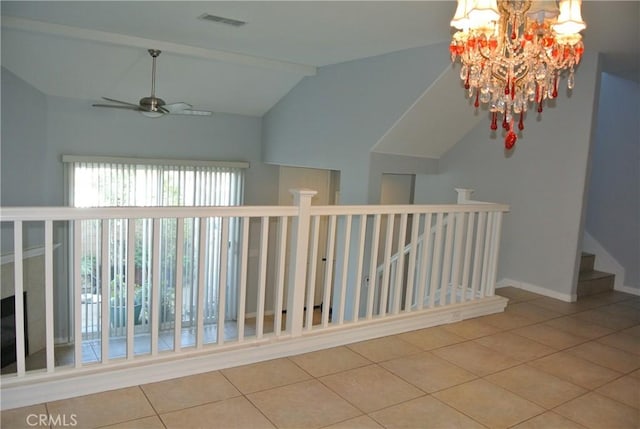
1;292;28;368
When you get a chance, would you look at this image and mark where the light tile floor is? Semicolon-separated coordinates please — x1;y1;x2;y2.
2;287;639;429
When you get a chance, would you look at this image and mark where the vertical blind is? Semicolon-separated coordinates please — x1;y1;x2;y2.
68;159;245;339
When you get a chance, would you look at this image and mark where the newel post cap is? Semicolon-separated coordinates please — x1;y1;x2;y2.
455;188;475;203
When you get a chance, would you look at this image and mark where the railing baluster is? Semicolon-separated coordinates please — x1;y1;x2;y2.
337;215;352;324
151;218;161;355
305;216;320;330
392;213;408;314
451;213;465;304
366;214;381;319
417;213;433;310
471;212;487;300
174;218;184;351
217;217;229;345
126;219;136;359
274;216;287;336
237;217;249;342
429;213;444;307
256;217;269;339
480;213;494;298
72;220;83;368
379;214;395;316
404;213;420;312
100;219;110;363
440;213;455;306
45;220;55;372
352;215;367;322
196;218;207;348
487;212;503;296
461;212;475;303
13;221;26;376
321;215;336;327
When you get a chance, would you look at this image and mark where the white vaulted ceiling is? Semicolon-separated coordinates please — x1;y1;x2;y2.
1;1;638;125
1;1;455;116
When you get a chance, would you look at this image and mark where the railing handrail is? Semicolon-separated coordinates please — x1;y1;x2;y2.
1;202;510;221
0;205;299;221
310;202;509;216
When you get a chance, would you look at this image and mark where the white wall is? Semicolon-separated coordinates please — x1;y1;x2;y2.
263;43;450;204
415;52;601;300
585;73;639;290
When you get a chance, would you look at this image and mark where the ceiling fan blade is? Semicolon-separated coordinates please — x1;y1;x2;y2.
92;104;141;111
163;102;192;113
163;101;211;115
169;109;213;116
101;97;140;108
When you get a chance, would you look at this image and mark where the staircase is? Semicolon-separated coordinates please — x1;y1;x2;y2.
577;252;615;298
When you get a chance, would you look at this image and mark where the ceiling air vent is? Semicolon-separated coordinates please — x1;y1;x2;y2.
198;13;246;27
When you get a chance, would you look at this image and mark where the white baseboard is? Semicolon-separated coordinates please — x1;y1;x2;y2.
497;279;576;302
614;284;640;296
244;310;275;319
1;296;507;410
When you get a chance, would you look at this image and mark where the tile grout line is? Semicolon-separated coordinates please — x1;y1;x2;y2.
136;385;167;429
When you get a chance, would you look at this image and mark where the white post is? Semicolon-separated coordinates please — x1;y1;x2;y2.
455;188;475;204
286;189;317;337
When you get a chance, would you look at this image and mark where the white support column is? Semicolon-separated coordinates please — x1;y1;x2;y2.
286;189;317;337
455;188;475;204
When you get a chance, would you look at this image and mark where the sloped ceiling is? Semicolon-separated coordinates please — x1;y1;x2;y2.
372;66;486;159
0;1;453;116
1;1;638;157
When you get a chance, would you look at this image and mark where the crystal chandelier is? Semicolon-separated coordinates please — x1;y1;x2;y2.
449;0;586;149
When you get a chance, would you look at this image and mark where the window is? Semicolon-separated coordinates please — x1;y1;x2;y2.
65;156;246;342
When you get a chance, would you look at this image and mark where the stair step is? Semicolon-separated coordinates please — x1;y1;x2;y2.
580;252;595;273
577;270;615;298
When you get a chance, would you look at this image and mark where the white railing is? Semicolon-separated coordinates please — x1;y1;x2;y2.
0;189;509;408
372;189;499;314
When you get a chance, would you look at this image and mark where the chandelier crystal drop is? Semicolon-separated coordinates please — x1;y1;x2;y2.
449;0;586;149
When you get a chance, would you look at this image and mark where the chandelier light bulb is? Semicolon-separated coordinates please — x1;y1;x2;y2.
448;0;586;150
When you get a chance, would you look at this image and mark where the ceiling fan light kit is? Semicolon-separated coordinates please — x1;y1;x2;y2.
93;49;213;118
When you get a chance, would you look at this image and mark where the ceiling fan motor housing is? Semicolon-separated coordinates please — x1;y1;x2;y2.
139;96;165;112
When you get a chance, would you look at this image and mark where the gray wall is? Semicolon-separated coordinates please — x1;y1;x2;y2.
369;152;438;203
1;69;281;340
263;43;450;204
415;52;601;300
1;67;279;208
1;68;48;206
585;73;639;289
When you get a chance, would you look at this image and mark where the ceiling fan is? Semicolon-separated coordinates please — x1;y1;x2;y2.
93;49;212;118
